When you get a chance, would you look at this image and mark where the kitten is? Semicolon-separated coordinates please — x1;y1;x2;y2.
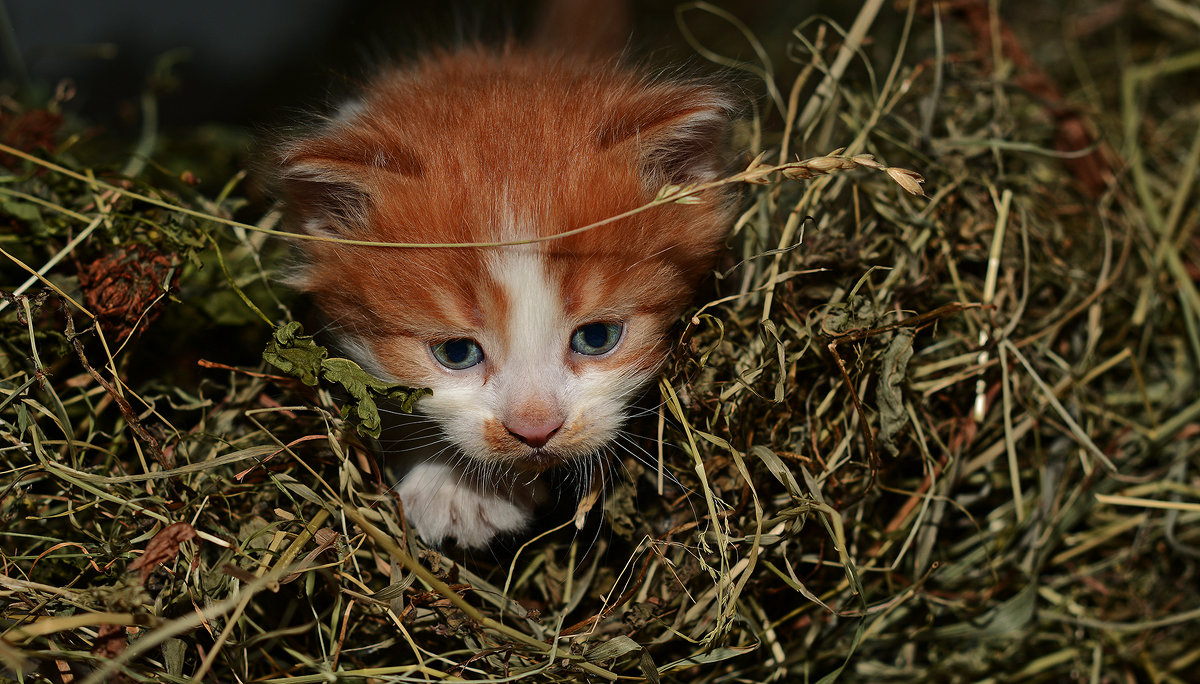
274;36;735;548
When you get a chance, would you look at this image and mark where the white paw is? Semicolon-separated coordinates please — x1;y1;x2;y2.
396;461;543;548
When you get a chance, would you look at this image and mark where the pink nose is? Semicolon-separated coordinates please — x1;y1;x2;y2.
505;418;563;449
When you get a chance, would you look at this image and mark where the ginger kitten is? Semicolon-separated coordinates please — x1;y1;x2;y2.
275;44;735;547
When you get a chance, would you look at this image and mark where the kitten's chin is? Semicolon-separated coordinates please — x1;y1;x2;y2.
462;443;594;474
508;448;577;473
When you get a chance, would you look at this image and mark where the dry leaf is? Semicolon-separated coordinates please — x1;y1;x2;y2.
128;522;196;584
91;623;128;660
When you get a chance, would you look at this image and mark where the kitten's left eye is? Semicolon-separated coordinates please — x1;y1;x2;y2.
570;322;623;356
431;338;484;369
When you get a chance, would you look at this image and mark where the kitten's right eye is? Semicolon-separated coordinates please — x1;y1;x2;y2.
430;339;484;370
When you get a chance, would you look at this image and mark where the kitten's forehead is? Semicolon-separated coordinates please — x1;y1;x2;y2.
486;247;564;367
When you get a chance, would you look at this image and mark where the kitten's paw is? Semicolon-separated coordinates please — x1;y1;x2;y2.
396;461;543;548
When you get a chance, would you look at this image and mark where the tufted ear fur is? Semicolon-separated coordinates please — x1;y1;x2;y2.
276;124;424;237
595;85;732;191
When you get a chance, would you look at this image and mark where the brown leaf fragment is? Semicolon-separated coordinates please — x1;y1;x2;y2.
128;522;196;584
91;623;128;660
78;244;178;344
0;107;64;170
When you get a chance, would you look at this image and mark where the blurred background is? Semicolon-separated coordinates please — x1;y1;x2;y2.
0;0;850;127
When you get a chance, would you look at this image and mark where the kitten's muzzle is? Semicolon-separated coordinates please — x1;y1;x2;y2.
505;418;563;449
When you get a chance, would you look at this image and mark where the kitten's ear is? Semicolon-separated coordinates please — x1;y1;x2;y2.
276;128;423;237
596;85;732;189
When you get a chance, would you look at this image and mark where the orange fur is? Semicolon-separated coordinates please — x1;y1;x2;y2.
281;48;732;355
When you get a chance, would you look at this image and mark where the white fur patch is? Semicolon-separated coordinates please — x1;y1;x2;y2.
489;247;571;400
332;97;366;125
396;460;541;548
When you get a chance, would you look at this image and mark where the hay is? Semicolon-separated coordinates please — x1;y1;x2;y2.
2;1;1199;682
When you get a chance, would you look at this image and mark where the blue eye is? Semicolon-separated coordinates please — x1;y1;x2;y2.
570;322;623;356
431;339;484;370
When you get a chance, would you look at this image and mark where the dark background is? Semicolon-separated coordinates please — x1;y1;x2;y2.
1;0;848;129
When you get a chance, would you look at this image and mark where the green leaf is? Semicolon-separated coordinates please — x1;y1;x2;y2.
161;638;187;677
751;445;802;500
660;644;756;672
586;636;660;684
932;582;1038;639
385;383;430;414
370;574;416;601
586;635;643;661
876;329;915;456
262;322;430;438
0;195;42;222
263;321;326;386
0;195;47;236
322;357;388;436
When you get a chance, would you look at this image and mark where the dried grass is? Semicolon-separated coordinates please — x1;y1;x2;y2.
2;2;1199;682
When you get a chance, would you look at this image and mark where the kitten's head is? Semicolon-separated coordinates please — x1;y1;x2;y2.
275;49;735;470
